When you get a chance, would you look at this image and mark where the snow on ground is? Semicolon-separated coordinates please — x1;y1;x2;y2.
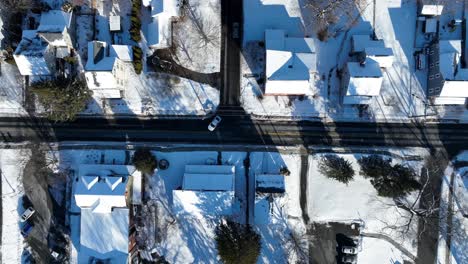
249;152;307;263
0;149;31;263
0;61;27;115
308;153;423;257
359;237;408;264
171;0;221;73
82;72;219;116
437;151;468;264
241;0;467;122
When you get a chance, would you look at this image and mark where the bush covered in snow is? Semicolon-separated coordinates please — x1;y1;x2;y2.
31;78;92;122
132;149;157;175
358;155;421;197
318;155;355;184
215;220;261;264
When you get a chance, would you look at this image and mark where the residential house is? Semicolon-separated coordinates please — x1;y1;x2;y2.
84;41;133;99
264;29;316;95
14;10;75;77
343;35;393;105
254;174;285;225
145;0;181;49
74;164;142;264
343;58;383;105
351;35;394;68
172;165;235;219
427;40;468;105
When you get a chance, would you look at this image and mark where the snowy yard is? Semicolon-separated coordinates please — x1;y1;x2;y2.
171;0;221;74
308;151;427;262
249;152;308;263
0;149;31;263
438;151;468;264
0;62;26;115
82;72;219;116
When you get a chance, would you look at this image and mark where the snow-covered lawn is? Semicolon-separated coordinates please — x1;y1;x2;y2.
249;152;307;263
437;151;468;264
308;152;425;260
0;62;27;115
359;236;408;264
82;72;219;116
0;149;31;263
171;0;221;74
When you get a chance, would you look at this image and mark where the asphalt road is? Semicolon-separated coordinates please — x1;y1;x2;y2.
0;116;466;152
220;0;242;106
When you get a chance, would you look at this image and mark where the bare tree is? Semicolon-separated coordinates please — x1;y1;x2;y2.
376;151;453;240
304;0;369;40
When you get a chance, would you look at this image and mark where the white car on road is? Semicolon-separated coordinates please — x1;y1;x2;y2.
20;207;35;222
208;116;222;131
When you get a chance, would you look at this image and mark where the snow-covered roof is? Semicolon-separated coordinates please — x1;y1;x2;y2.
110;45;133;62
172;190;234;218
352;35;385;53
80;207;129;261
109;16;121;31
14;31;53;76
256;174;285;193
132;171;142;205
74;164;137;213
86;41;133;70
182;165;235;191
437;40;468;98
37;10;72;33
84;72;118;91
346;59;383;97
147;0;180;48
421;4;444;16
265;29;316;95
151;0;180;17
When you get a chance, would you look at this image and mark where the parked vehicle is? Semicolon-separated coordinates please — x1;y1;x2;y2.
208;115;222;131
21;222;33;238
232;22;240;39
342;246;358;255
20;207;35;222
341;254;357;264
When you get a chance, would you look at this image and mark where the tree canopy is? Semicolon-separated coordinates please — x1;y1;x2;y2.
31;78;92;122
132;149;157;175
215;220;261;264
318;155;355;184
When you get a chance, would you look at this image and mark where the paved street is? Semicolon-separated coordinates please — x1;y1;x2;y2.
0;116;465;153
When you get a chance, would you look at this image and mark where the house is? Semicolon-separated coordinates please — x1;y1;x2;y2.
145;0;181;49
351;35;394;68
254;174;285;225
172;165;235;219
14;10;74;76
74;164;142;264
426;40;468;105
343;58;383;105
264;29;316;95
84;41;133;99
